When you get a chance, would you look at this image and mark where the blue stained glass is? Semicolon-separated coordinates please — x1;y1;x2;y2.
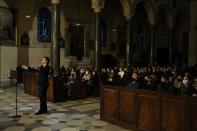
37;7;51;42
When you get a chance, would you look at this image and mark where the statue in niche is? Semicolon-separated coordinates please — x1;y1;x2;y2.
89;40;94;50
60;35;65;48
21;32;29;46
110;42;116;51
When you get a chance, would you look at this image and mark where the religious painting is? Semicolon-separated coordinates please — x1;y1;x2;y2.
0;7;15;41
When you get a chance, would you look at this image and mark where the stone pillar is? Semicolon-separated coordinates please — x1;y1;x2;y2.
169;29;173;65
91;0;105;71
51;0;60;73
189;0;197;66
150;25;155;66
95;12;101;71
120;0;132;66
126;19;131;66
64;27;69;56
84;25;89;57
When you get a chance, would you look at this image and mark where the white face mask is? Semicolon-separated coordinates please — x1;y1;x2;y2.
183;80;188;85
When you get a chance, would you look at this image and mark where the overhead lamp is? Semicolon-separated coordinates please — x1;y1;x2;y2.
25;11;31;21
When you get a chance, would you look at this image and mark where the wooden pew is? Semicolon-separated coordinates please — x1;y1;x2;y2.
70;81;87;100
100;84;197;131
23;71;67;102
93;82;100;97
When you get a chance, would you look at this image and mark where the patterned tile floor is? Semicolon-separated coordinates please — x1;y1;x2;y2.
0;81;131;131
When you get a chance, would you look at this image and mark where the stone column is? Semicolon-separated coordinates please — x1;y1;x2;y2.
150;25;155;66
126;19;131;66
120;0;132;66
95;12;101;71
189;0;197;66
91;0;105;71
84;25;89;57
64;27;69;56
51;0;60;73
169;29;173;65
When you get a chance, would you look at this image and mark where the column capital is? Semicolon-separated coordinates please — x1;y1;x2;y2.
123;6;133;20
167;19;173;30
149;18;155;27
120;0;133;20
51;0;60;4
91;0;105;13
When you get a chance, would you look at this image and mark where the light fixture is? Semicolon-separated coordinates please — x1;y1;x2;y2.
112;28;116;32
25;11;31;21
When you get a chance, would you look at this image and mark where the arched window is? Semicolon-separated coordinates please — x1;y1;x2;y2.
37;7;51;42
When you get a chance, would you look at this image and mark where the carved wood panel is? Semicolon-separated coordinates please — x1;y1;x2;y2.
119;91;137;126
103;88;119;120
162;98;189;131
138;94;161;131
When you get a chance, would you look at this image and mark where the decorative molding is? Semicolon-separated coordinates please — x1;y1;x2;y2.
144;3;155;26
91;0;105;13
120;0;133;20
51;0;60;4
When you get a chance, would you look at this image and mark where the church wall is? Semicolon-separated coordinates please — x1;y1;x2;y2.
0;0;195;72
0;46;65;79
0;46;17;80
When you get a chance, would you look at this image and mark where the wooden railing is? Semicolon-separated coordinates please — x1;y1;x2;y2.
23;71;100;102
100;85;197;131
23;72;67;102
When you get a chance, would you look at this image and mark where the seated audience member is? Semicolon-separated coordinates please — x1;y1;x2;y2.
127;72;141;88
173;75;182;94
156;76;169;92
91;69;99;84
166;76;176;93
82;69;91;81
82;69;92;96
100;68;108;84
180;76;197;96
123;67;131;85
142;75;156;90
117;67;125;85
107;68;115;84
79;68;85;80
66;69;78;97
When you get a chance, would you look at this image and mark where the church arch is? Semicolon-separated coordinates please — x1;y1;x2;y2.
155;5;173;65
174;10;189;67
133;0;156;25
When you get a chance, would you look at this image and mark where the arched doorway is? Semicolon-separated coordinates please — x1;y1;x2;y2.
132;2;153;66
155;7;173;66
174;12;189;68
101;0;126;65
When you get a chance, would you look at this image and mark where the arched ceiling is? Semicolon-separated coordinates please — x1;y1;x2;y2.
156;5;173;29
133;0;155;26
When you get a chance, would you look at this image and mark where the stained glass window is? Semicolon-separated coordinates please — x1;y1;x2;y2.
37;7;51;42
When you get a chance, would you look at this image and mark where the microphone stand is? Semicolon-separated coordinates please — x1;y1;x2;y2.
12;80;21;118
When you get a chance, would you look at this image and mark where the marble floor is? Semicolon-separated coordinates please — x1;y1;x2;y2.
0;81;131;131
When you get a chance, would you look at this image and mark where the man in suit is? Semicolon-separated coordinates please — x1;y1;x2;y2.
22;57;52;115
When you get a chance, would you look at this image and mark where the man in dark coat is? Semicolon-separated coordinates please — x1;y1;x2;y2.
22;57;52;115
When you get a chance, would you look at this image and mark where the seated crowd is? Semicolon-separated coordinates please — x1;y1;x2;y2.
99;65;197;96
18;64;197;97
57;65;197;97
